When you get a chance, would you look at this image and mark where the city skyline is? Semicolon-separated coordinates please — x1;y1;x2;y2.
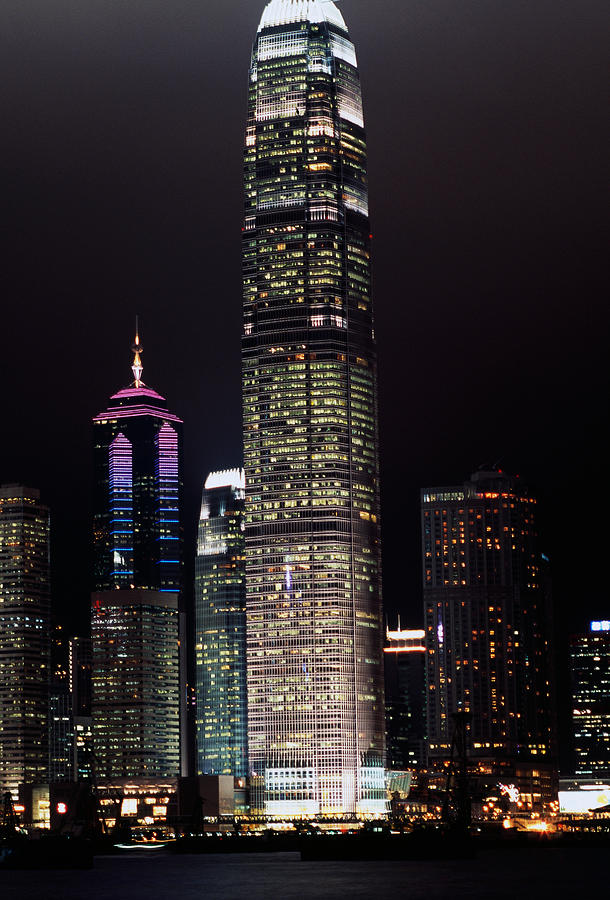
0;1;607;783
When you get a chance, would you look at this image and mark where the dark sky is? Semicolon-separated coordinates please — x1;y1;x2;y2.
1;0;608;689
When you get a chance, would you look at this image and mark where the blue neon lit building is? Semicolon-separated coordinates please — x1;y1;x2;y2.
91;330;184;778
92;331;183;592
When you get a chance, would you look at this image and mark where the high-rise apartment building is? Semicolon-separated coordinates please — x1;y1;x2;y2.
91;331;184;778
422;469;556;805
571;621;610;776
384;624;426;770
242;1;384;817
194;469;248;778
0;485;51;798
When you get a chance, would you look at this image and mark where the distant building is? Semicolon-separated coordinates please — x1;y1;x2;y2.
0;485;51;799
69;636;93;780
49;626;72;782
49;689;72;781
422;469;557;808
91;328;184;779
571;621;610;776
69;636;92;718
384;624;426;770
48;630;93;783
194;469;248;778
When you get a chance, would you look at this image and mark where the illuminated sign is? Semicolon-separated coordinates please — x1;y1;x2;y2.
152;806;167;818
591;621;610;632
121;798;138;817
559;789;610;814
386;628;426;642
498;783;520;804
56;802;67;815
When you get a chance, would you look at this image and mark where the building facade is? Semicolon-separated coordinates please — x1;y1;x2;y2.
384;624;426;771
242;0;384;817
91;331;183;779
0;485;51;798
194;469;248;778
422;469;556;803
571;621;610;777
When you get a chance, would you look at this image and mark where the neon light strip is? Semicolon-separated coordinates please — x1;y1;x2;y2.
109;432;134;586
155;424;180;588
93;408;182;423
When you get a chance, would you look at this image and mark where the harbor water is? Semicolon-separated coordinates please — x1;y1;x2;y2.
0;846;606;900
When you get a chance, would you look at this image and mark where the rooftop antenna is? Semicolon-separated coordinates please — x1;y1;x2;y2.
131;316;144;387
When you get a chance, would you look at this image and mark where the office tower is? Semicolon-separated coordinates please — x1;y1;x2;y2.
195;469;248;778
571;621;610;776
384;624;426;770
91;330;184;778
242;1;384;817
0;485;50;799
422;469;556;806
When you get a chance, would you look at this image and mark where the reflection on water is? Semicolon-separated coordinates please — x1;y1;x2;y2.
0;847;606;900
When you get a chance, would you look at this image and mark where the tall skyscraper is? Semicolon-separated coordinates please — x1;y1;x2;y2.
0;485;51;799
242;1;384;817
570;621;610;777
91;330;184;778
422;469;557;806
384;624;427;771
194;469;248;778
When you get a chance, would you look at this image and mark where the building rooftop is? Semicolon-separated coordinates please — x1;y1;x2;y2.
258;0;346;32
204;469;246;492
0;484;41;501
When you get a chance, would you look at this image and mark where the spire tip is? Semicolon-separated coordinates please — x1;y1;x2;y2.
131;316;144;387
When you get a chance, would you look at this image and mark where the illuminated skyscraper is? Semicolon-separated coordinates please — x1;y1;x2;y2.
0;485;50;799
571;621;610;776
91;330;184;778
422;469;557;805
194;469;247;778
242;1;384;817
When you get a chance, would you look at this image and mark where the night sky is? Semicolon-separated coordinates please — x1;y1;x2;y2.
1;1;608;751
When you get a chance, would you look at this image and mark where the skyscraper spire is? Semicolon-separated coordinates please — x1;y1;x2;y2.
131;316;144;387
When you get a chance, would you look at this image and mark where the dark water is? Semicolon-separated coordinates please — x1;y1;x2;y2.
1;848;605;899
